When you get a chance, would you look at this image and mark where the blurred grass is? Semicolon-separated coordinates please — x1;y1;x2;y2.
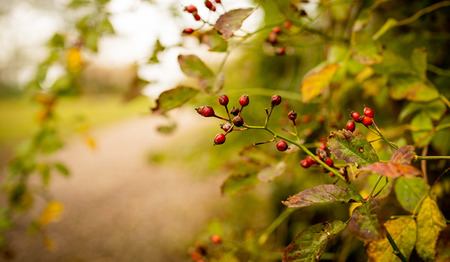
0;95;152;148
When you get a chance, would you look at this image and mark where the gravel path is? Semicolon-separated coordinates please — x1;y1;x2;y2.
3;109;228;262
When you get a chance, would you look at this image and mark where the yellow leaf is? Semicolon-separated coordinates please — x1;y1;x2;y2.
366;217;416;261
39;201;64;226
349;190;369;216
84;136;97;150
66;47;83;72
301;64;338;103
42;230;56;252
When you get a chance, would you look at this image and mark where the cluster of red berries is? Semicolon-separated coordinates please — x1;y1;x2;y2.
299;141;333;168
185;5;201;21
346;107;374;132
266;22;292;55
188;235;222;262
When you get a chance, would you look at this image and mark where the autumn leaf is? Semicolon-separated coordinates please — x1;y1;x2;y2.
357;145;422;178
214;8;253;40
282;184;360;208
151;86;199;114
366;217;416;261
327;129;379;167
301;64;338;103
282;220;346;262
349;199;385;241
39;201;64;226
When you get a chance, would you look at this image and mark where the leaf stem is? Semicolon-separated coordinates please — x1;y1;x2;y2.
415;155;450;161
385;229;409;262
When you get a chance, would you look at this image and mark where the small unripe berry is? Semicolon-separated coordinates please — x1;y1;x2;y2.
288;110;297;121
214;133;226;145
194;14;201;21
218;94;229;106
201;105;215;117
185;5;197;13
196;106;204;115
211;235;222;244
346;120;356;132
351;111;362;123
271;95;282;107
233;116;244;127
324;158;334;167
183;28;194;34
272;26;282;35
239;94;249;107
230;107;240;116
205;0;212;9
300;159;311;168
364;107;374;118
362;116;373;126
276;140;288;151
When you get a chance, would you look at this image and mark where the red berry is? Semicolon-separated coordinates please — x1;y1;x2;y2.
239;94;249;107
272;26;282;35
362;116;373;126
221;122;233;132
288;110;297;121
211;5;216;11
300;159;310;168
233;116;244;127
201;105;215;117
185;5;197;13
276;140;288;151
319;143;326;150
284;21;292;28
267;32;277;44
308;156;317;165
230;107;240;116
351;111;362;123
364;107;374;118
196;106;204;115
211;235;222;243
346;120;356;132
218;94;229;106
215;0;221;3
324;158;334;167
214;133;226;145
275;47;286;56
205;0;212;9
194;14;201;21
271;95;282;107
183;28;194;34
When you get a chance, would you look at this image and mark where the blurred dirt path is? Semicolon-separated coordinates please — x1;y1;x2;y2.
5;109;228;262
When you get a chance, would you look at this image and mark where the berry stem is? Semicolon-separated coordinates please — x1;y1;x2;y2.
214;115;230;121
415;155;450;161
244;124;365;202
386;230;409;262
368;175;384;199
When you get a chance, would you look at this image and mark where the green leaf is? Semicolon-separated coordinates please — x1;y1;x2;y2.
352;40;383;65
365;217;416;262
353;9;373;32
151;86;199;114
68;0;90;8
349;200;385;241
282;220;346;262
363;174;392;199
85;30;99;52
214;8;253;40
38;164;51;186
411;111;434;147
432;116;450;155
394;177;429;213
389;74;439;102
436;225;450;262
399;100;446;121
178;54;214;79
327;129;379;167
372;50;413;75
48;33;65;48
201;30;228;52
411;48;427;80
148;39;165;63
54;163;70;176
282;184;360;208
221;172;259;197
301;64;339;103
257;161;286;182
416;196;446;261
